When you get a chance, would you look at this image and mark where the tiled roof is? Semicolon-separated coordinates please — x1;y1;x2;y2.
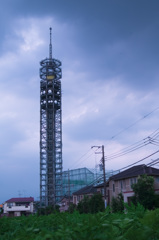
60;196;73;202
6;197;34;203
110;164;159;181
73;184;97;195
95;182;109;188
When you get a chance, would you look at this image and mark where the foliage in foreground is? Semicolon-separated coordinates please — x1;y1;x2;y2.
1;204;159;239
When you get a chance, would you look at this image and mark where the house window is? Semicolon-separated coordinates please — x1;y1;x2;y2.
120;180;125;190
120;180;123;189
130;177;137;187
113;184;115;192
7;203;13;208
73;196;76;204
155;177;159;183
16;203;22;206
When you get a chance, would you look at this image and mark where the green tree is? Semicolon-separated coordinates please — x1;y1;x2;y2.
38;205;60;215
77;196;90;214
131;174;155;210
111;193;124;213
68;203;77;213
89;193;105;213
77;193;105;214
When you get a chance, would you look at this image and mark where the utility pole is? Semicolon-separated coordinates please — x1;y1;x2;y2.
68;169;70;208
91;145;107;208
102;145;107;208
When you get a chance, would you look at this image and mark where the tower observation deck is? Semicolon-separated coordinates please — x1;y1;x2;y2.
40;28;62;207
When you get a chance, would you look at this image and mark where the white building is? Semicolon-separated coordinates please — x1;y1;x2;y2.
4;197;34;217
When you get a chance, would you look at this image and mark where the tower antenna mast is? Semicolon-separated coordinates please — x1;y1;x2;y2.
49;27;52;59
40;28;62;207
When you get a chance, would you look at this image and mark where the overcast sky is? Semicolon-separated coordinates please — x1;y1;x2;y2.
1;0;159;203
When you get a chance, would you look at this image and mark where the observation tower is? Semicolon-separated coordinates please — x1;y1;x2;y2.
40;28;62;207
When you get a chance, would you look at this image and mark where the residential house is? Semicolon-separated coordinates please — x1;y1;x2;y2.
108;164;159;204
73;184;97;205
95;182;109;205
59;196;73;212
4;197;34;217
0;204;3;214
72;164;159;207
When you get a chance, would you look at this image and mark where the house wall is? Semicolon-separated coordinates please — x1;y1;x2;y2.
109;176;159;204
59;198;73;212
4;201;34;216
73;193;93;205
96;186;109;205
154;176;159;194
109;177;137;203
72;174;159;207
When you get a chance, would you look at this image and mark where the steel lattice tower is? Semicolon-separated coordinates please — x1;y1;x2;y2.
40;28;62;207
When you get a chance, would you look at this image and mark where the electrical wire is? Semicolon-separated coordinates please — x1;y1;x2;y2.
147;158;159;167
106;141;150;161
105;128;159;161
111;106;159;139
69;148;94;169
67;109;159;174
112;150;159;173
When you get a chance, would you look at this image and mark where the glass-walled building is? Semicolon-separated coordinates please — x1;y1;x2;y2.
62;168;95;196
62;167;119;197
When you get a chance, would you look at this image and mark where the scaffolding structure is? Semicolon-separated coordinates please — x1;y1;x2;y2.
62;167;120;197
40;28;62;207
62;168;95;196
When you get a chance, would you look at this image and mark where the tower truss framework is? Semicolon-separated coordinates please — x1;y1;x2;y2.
40;28;62;207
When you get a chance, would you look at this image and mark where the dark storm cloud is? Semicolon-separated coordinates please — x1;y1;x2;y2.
1;0;159;91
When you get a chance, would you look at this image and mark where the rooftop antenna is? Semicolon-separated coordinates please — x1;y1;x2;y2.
49;27;52;59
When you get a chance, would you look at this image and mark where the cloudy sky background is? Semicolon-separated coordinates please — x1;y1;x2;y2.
1;0;159;203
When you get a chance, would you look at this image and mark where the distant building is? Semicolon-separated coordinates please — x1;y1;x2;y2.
59;196;73;212
0;204;3;214
62;167;118;202
3;197;34;217
95;182;109;204
72;165;159;207
72;184;97;205
62;167;102;197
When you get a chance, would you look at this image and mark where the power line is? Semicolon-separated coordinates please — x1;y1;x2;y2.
114;150;159;173
147;158;159;167
67;108;159;171
69;148;93;169
106;128;159;161
106;140;150;161
111;106;159;139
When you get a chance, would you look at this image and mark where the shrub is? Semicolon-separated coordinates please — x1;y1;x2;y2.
132;175;155;210
38;205;60;215
77;196;90;214
111;193;124;213
68;203;77;213
89;193;105;213
77;193;105;214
